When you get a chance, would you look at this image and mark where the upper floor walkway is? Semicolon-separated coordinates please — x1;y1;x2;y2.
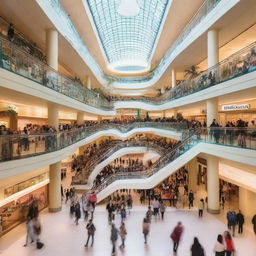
1;120;255;185
1;36;256;114
0;121;186;178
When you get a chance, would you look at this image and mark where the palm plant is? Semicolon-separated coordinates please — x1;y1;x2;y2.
184;65;200;79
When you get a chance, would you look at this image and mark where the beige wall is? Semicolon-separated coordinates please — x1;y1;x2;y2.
239;187;256;220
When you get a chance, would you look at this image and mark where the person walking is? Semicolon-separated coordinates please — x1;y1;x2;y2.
213;234;225;256
188;190;194;209
227;210;236;236
190;237;205;256
146;206;153;223
119;222;127;249
33;217;44;249
236;210;244;234
230;211;237;236
106;201;115;224
142;218;150;244
85;219;96;247
120;205;126;222
23;217;35;247
110;223;118;255
224;231;235;256
152;198;160;218
83;201;89;221
198;199;205;218
65;189;70;203
160;201;166;220
170;222;184;255
252;214;256;234
75;202;81;225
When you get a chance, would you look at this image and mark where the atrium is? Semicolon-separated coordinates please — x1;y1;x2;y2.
0;0;256;255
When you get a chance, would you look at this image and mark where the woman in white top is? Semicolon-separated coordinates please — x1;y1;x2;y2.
213;234;225;256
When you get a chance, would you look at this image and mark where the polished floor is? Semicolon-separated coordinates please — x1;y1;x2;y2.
0;201;256;256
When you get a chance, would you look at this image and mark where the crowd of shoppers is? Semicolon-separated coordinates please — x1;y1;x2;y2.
72;134;180;186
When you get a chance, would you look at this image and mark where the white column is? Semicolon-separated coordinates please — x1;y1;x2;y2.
207;30;219;68
46;29;58;70
97;115;102;122
188;158;198;192
207;155;220;214
49;161;62;212
87;76;92;90
79;145;85;155
171;69;176;88
173;109;177;119
48;102;59;131
96;138;100;148
206;97;218;127
77;112;84;125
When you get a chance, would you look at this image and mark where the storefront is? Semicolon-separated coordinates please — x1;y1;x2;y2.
0;185;48;236
219;101;256;125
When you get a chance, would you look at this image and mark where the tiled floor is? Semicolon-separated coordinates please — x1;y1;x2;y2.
1;201;256;256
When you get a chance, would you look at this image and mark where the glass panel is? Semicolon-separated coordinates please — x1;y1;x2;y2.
113;41;256;104
91;127;256;192
0;36;112;110
85;0;169;72
0;121;186;162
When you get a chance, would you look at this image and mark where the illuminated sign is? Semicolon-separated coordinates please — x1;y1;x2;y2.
222;104;250;111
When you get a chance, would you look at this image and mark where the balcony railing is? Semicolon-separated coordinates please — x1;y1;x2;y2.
71;139;169;185
91;127;256;193
0;36;112;110
1;35;256;109
113;41;256;104
0;121;186;162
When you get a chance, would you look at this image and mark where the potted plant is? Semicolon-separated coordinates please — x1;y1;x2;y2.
184;65;200;79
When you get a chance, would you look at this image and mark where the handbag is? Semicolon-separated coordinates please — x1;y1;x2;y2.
36;241;44;249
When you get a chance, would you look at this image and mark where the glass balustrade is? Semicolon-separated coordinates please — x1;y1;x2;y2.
113;41;256;104
71;139;168;185
1;34;256;108
0;36;112;110
0;121;186;162
91;127;256;193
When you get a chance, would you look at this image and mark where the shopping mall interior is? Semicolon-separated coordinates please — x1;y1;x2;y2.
0;0;256;255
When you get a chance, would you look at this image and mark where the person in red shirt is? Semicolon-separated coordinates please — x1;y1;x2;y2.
224;231;235;256
170;222;184;255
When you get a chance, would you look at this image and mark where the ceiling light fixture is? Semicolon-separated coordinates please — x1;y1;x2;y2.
117;0;140;17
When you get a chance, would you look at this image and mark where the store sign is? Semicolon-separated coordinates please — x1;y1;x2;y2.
222;104;250;111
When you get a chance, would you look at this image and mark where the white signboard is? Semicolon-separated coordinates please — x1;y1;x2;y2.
222;104;250;111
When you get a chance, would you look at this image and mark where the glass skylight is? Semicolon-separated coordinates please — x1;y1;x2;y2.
84;0;170;74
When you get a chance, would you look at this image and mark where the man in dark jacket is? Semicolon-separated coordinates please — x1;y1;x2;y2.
106;201;115;224
236;210;244;234
111;223;118;255
188;190;194;209
252;214;256;234
85;219;96;247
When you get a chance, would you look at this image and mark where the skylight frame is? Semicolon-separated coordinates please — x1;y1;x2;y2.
83;0;172;74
